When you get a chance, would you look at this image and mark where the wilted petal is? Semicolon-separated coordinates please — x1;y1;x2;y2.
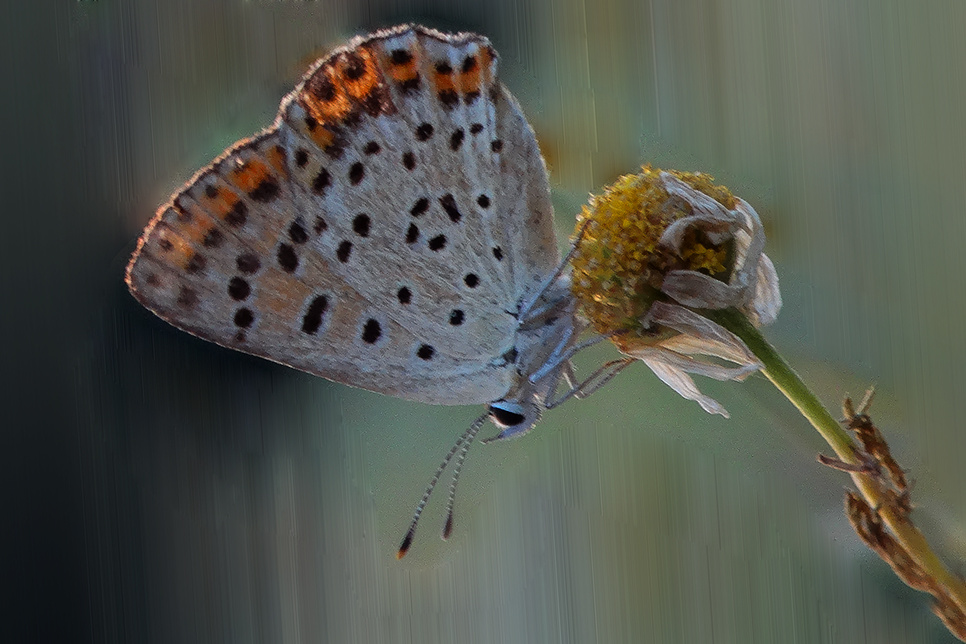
745;252;781;326
660;269;747;309
648;302;762;373
639;354;731;418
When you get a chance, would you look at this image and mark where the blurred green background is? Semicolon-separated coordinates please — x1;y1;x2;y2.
5;0;966;642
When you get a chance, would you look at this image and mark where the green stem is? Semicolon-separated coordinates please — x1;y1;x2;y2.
704;307;966;626
707;308;856;462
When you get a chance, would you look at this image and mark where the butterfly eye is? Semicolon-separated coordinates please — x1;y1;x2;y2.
488;402;526;428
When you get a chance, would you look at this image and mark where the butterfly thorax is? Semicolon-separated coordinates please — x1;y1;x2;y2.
485;275;578;441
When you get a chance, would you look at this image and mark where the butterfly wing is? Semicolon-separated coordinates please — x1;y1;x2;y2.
126;25;558;405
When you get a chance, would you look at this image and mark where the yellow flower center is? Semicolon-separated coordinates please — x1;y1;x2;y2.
570;166;737;340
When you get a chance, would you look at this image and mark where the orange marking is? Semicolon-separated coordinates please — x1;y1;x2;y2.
339;47;382;102
300;64;353;125
265;145;288;179
386;53;419;83
433;69;457;95
228;158;273;194
203;187;239;219
173;201;222;253
479;47;496;86
459;58;482;95
307;123;337;150
155;226;194;269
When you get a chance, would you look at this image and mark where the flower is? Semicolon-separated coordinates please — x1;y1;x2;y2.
570;166;781;416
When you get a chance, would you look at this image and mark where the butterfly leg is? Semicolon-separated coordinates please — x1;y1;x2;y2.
544;358;635;409
527;330;609;385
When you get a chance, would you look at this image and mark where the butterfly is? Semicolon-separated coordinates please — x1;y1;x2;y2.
126;24;624;556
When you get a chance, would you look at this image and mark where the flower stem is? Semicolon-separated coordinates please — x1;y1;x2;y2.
705;307;966;629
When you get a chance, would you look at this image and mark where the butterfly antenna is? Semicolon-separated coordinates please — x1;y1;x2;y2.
441;414;485;540
397;413;488;559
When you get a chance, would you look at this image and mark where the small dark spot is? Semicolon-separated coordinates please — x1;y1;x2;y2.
364;88;395;119
428;234;447;251
464;91;480;105
489;85;500;101
415;123;434;141
233;330;246;343
234;308;254;328
323;136;346;159
405;223;419;244
439;194;461;223
336;240;352;263
435;61;453;74
288;220;308;244
397;287;412;304
363;141;380;155
491;139;503;153
477;194;491;208
362;88;396;118
304;116;318;131
492;246;503;261
352;214;371;237
294;149;308;168
277;243;298;273
145;273;160;287
410;197;429;217
449;129;464;151
204;184;219;199
202;228;223;248
343;108;364;127
186;253;206;274
301;295;328;335
227;276;251;301
226;200;248;227
313;216;328;234
416;344;435;360
361;319;381;344
470;123;484;134
313;168;331;194
438;89;458;108
309;74;337;102
349;162;365;185
502;347;518;364
464;273;479;288
343;52;365;80
177;286;198;308
390;49;412;65
402;152;416;170
248;177;280;202
399;76;421;93
462;56;477;73
236;253;261;274
158;238;173;251
449;309;464;326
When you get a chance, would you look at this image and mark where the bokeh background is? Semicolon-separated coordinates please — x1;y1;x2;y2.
5;0;966;642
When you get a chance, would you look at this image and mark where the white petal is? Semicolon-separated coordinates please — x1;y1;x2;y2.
645;301;758;365
640;354;731;418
